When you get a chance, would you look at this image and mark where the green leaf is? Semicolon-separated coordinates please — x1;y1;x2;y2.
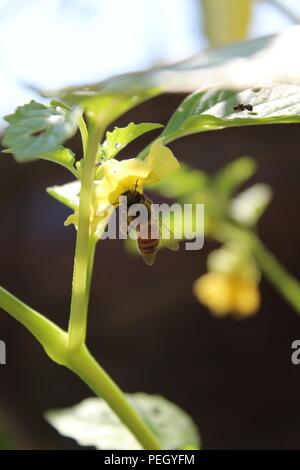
149;163;208;199
45;393;200;450
213;157;257;201
3;146;77;176
41;148;77;175
41;80;161;127
39;28;299;97
99;122;163;161
47;181;80;210
36;29;300;132
50;98;88;157
229;183;273;226
0;286;68;366
2;101;82;162
160;86;300;144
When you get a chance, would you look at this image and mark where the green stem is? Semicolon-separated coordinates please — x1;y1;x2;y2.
65;121;160;448
0;286;161;449
66;345;161;450
78;116;89;157
221;223;300;314
68;124;103;351
0;286;67;364
84;238;97;319
251;234;300;314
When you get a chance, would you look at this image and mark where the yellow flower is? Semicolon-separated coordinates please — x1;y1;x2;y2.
193;272;260;318
65;139;180;238
94;139;180;210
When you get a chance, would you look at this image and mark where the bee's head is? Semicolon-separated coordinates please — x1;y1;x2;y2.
119;180;142;207
126;189;144;206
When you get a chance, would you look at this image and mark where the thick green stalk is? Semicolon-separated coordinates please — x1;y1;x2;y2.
0;286;161;449
0;286;67;364
65;120;161;449
68;124;102;351
85;238;97;312
251;235;300;314
66;345;161;450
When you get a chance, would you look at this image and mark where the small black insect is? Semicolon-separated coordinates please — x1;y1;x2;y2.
233;104;253;112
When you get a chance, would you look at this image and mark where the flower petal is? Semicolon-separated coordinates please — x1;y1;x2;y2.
144;140;180;185
103;158;150;186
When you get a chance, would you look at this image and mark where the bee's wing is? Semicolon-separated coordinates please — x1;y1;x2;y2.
159;221;179;252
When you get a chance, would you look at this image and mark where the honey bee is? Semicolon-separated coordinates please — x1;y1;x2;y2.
120;182;179;266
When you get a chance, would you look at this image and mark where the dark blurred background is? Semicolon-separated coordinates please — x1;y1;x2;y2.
1;94;300;449
2;0;300;451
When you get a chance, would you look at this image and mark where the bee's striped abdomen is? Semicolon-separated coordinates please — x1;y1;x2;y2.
138;237;159;253
137;222;160;265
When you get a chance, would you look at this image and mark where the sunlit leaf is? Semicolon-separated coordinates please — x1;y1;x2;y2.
2;101;82;162
50;98;89;157
2;146;76;175
160;86;300;144
40;148;77;176
37;29;300;134
41;79;161;127
38;27;300;95
99;122;163;161
47;181;80;210
45;393;200;450
229;183;273;226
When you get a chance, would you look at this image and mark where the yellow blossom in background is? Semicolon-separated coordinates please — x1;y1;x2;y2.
193;272;260;318
201;0;252;48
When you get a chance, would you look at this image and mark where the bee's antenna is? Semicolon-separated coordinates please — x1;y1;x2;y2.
134;179;139;192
